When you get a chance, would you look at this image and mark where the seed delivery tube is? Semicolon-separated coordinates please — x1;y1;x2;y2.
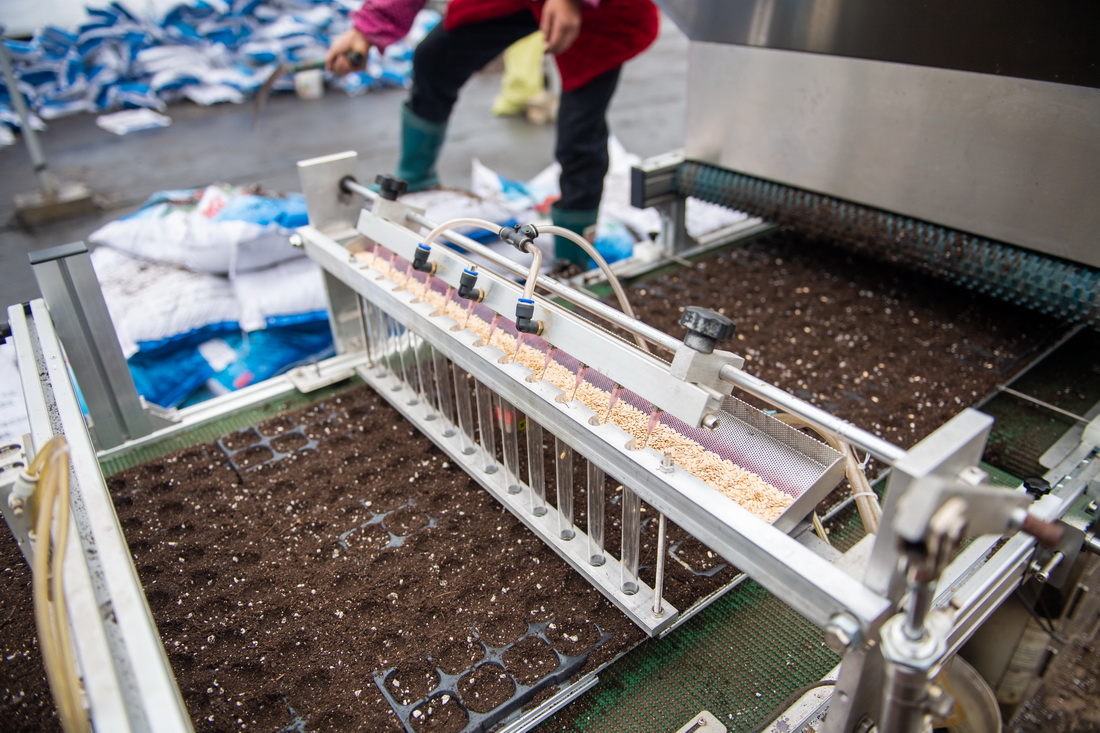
587;462;605;566
452;366;477;456
475;381;498;474
526;421;547;516
433;350;456;436
500;399;522;494
621;487;641;595
555;438;575;540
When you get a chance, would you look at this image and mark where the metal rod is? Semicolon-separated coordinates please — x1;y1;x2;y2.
356;295;373;367
555;437;575;540
527;420;547;517
475;381;499;473
452;366;476;455
653;513;668;616
903;567;937;642
621;487;641;595
500;398;522;494
0;39;56;196
720;365;906;464
1001;386;1090;424
343;178;679;354
587;461;605;566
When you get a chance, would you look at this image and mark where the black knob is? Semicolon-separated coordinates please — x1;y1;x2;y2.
679;306;735;354
1023;477;1052;499
375;174;408;201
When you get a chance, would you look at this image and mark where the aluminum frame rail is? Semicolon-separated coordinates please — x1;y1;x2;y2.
5;301;193;733
298;222;892;635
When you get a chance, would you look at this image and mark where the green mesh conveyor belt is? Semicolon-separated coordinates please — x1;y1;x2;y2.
980;328;1100;479
676;161;1100;328
538;578;841;733
537;504;881;733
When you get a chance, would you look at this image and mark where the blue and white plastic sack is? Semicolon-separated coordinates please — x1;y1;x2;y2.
89;194;333;409
0;2;440;143
88;183;308;274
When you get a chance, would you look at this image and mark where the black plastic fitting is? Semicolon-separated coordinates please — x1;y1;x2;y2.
515;298;542;335
499;223;539;252
411;243;436;275
679;306;735;354
1023;477;1052;499
0;322;9;345
458;268;483;301
375;174;408;201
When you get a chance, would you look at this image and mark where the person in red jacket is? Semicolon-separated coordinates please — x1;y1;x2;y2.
326;0;659;266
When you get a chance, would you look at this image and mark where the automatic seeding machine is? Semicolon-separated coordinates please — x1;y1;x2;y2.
3;2;1100;732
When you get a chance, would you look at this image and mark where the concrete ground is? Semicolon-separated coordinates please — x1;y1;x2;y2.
0;19;688;310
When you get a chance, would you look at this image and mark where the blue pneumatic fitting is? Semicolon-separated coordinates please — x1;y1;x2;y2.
515;298;541;335
411;242;435;274
458;268;483;301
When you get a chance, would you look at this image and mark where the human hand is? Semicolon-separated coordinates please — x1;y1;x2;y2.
541;0;582;55
326;28;370;75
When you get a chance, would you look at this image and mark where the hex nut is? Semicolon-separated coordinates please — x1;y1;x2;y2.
824;613;862;653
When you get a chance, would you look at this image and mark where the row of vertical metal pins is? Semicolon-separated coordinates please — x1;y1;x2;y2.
356;292;668;616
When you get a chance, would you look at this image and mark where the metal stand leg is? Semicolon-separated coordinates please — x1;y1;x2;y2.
29;243;169;449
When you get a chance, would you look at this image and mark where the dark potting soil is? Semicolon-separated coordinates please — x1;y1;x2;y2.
0;231;1069;732
102;390;665;733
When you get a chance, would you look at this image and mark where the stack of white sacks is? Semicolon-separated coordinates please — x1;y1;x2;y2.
89;183;334;407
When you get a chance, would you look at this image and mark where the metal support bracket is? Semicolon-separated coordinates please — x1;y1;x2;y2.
29;242;173;450
631;152;696;256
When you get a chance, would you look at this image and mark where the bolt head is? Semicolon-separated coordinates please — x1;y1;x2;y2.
926;683;956;720
824;614;862;653
289;234;304;248
702;414;720;430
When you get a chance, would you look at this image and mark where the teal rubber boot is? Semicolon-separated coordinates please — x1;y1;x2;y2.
395;104;447;192
550;205;598;268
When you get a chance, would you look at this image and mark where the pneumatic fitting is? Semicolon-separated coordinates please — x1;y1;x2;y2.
515;298;543;335
458;268;484;301
411;243;437;275
499;223;539;252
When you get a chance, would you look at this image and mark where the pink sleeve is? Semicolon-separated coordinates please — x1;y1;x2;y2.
351;0;429;52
